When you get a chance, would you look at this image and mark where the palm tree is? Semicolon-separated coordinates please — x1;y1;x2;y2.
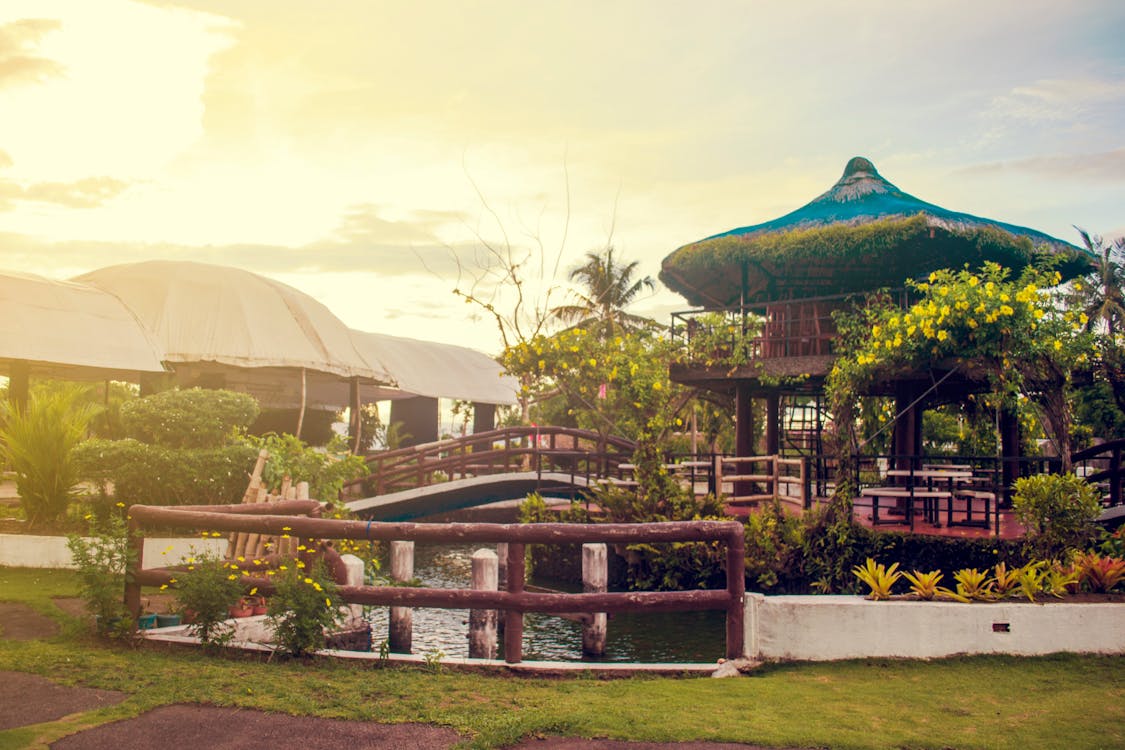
1074;227;1125;414
551;247;656;338
1074;227;1125;344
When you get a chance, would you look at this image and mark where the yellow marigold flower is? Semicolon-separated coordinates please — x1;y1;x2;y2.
303;577;314;585
968;318;978;329
296;560;306;568
907;325;916;336
325;598;332;608
1079;312;1088;324
652;382;662;391
237;556;245;562
279;565;288;571
1053;340;1063;350
999;305;1014;316
227;574;237;580
872;324;881;336
968;276;979;287
159;584;168;591
249;587;257;596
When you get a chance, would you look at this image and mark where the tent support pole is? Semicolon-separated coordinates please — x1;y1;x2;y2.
295;367;306;439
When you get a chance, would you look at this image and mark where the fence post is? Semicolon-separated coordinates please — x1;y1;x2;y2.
581;543;607;656
496;542;508;584
389;540;414;653
725;526;746;660
125;515;144;619
504;543;525;664
469;549;499;659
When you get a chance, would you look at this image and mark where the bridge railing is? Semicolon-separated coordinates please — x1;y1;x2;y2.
125;503;746;663
341;426;636;499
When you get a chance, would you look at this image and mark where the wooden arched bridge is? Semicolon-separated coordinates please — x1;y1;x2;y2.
339;425;814;522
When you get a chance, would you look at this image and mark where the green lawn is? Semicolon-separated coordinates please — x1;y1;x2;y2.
1;566;1122;750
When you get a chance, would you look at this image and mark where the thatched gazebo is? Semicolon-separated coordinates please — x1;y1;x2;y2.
662;157;1093;496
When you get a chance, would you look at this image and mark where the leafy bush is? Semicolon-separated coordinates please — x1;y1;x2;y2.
245;432;367;502
1012;473;1102;560
743;499;805;592
121;388;259;448
74;438;258;507
268;560;342;656
1;385;101;526
66;507;135;637
175;549;243;647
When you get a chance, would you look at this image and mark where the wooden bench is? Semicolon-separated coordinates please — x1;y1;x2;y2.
948;490;995;529
861;487;951;526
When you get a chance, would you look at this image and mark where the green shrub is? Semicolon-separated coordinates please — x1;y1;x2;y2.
175;549;243;648
66;508;136;638
268;560;342;657
245;432;367;502
121;388;259;448
744;499;805;592
1012;473;1102;560
74;438;257;506
1;384;101;527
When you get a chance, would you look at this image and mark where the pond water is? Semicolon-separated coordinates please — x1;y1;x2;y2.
361;542;725;663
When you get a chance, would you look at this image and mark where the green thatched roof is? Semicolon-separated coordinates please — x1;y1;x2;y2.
661;157;1094;307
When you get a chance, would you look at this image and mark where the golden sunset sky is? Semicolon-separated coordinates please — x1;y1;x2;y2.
1;0;1123;354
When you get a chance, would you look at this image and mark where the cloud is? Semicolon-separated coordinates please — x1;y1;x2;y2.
0;19;63;87
991;77;1125;123
0;174;130;211
956;148;1125;182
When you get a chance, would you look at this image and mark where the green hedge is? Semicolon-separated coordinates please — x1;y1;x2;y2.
121;388;259;448
74;438;257;507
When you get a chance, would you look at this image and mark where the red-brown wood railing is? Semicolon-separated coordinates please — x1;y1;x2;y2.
341;426;636;499
126;502;745;663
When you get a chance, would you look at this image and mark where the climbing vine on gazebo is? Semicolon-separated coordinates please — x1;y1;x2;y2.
826;262;1096;477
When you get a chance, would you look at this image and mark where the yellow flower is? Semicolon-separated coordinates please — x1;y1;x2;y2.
304;577;314;585
325;598;332;608
1053;340;1063;351
652;382;662;391
115;501;125;508
227;574;237;580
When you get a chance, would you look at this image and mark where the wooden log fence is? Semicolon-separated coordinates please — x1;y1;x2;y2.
126;503;745;663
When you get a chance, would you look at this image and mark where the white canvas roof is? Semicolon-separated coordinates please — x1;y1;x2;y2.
350;330;518;405
0;270;167;380
75;261;389;382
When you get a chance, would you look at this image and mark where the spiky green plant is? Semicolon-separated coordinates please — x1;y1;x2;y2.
0;384;101;527
852;558;902;600
953;568;996;601
903;570;943;600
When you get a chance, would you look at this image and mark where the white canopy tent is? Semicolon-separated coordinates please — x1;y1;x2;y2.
74;261;392;435
0;270;167;407
349;330;518;406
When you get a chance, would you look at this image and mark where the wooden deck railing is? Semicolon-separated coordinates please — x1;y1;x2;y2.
1073;438;1125;508
126;503;746;663
712;455;812;510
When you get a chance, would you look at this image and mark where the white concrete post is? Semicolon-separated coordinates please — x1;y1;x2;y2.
469;548;499;659
339;554;365;627
582;543;607;656
389;540;414;653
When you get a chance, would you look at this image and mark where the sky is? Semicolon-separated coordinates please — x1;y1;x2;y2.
1;0;1123;356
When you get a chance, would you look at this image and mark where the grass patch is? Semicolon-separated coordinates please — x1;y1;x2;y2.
0;566;1122;749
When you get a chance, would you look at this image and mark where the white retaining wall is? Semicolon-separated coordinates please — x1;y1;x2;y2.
745;593;1125;661
0;533;227;569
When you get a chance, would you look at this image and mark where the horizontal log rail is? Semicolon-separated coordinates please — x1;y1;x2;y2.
126;504;745;663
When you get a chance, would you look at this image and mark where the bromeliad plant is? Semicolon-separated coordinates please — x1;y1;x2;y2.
951;568;996;602
852;558;902;600
902;570;943;600
1074;551;1125;593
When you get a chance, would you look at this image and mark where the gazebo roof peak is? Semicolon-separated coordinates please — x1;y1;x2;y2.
661;157;1093;307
